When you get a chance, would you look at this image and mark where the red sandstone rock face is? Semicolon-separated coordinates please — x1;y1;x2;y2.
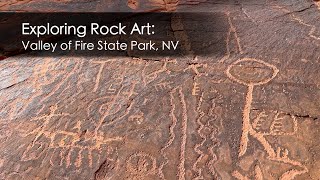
1;0;320;180
0;0;205;12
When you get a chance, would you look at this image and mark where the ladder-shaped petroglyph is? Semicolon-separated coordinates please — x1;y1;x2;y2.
184;62;208;96
192;80;200;96
226;58;308;179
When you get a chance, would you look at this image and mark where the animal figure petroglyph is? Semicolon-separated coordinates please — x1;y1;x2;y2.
154;81;173;91
20;104;123;168
226;58;308;179
184;63;208;76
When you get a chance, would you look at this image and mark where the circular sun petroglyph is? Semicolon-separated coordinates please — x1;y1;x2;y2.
126;152;157;178
226;58;279;86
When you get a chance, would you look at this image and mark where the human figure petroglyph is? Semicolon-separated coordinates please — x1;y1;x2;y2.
226;58;279;157
92;60;120;93
226;58;308;179
4;59;74;119
219;12;244;63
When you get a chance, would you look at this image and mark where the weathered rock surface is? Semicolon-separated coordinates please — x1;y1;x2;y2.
1;0;320;180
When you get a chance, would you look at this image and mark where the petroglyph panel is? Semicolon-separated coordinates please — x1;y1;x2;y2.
1;0;320;179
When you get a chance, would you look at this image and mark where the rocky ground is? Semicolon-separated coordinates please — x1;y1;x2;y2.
1;0;320;179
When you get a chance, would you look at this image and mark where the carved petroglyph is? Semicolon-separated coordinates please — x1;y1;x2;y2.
232;164;263;180
219;13;244;63
20;104;123;168
126;152;157;179
192;80;200;96
227;58;308;179
192;88;223;179
186;63;207;96
92;61;106;92
154;81;173;91
226;58;279;157
1;3;320;177
177;87;188;180
129;111;144;125
251;110;298;136
158;87;188;180
192;92;206;179
184;63;208;77
99;82;138;128
159;88;178;179
143;58;176;85
272;4;320;41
